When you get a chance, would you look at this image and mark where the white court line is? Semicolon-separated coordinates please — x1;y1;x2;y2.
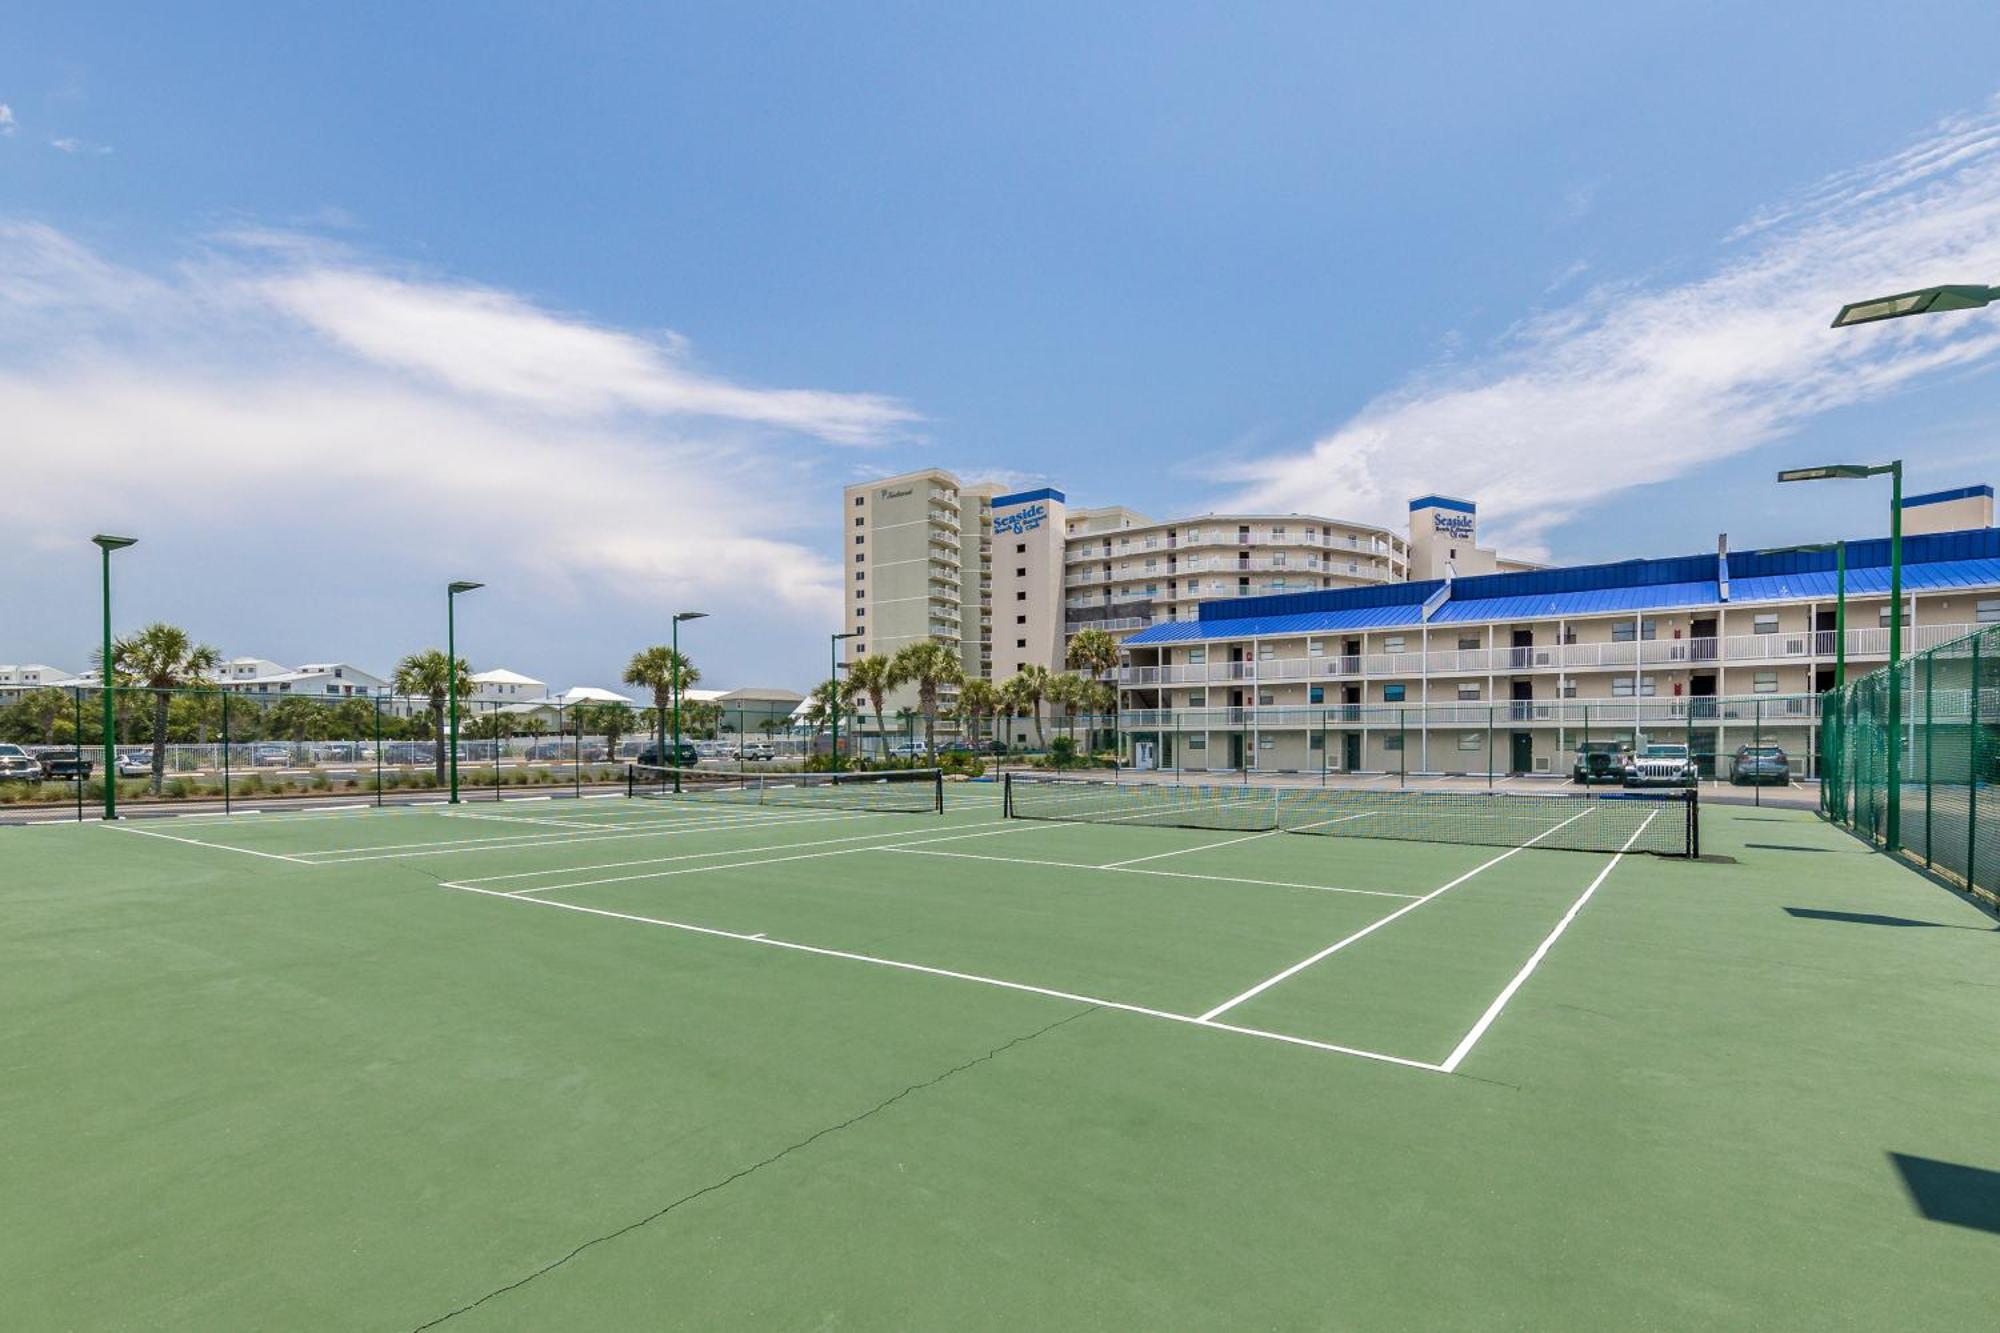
438;882;1445;1074
1099;827;1283;869
506;819;1058;896
878;846;1421;900
436;810;612;830
105;821;317;864
296;805;870;861
1195;805;1597;1023
1281;811;1377;834
1436;810;1656;1073
456;814;1016;885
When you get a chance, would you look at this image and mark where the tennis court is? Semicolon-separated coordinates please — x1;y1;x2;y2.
6;774;1996;1327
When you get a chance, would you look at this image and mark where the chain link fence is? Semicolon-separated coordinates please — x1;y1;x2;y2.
1820;624;1998;906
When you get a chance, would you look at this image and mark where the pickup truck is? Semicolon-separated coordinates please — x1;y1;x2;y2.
29;747;94;781
0;743;44;783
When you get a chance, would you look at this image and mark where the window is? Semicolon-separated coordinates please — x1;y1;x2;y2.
1259;735;1275;749
1186;691;1206;706
854;644;864;654
1016;592;1027;601
1458;636;1480;651
1611;676;1658;698
1272;552;1286;568
1753;613;1779;635
854;536;864;546
1258;692;1275;706
1611;620;1659;643
854;517;864;528
1384;684;1406;702
1308;640;1324;657
1459;732;1482;752
1187;735;1207;750
1187;647;1206;664
1878;606;1896;627
1237;577;1250;595
1016;639;1027;649
1258;643;1276;659
1015;567;1026;577
854;554;864;564
854;571;864;581
1016;543;1026;554
854;607;864;617
1309;732;1325;751
1980;599;2000;625
1308;686;1324;704
854;588;865;599
1457;683;1480;700
1384;733;1403;751
1753;671;1779;694
854;496;864;506
1383;635;1405;653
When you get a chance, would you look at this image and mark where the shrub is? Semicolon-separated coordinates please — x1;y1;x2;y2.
938;752;985;779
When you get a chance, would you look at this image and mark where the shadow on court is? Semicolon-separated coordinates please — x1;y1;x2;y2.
1783;907;1996;932
1891;1154;2000;1235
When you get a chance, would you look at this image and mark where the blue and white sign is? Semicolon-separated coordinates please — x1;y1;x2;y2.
1432;511;1476;540
994;503;1048;535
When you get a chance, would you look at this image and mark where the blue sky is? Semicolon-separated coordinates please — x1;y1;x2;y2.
7;4;2000;690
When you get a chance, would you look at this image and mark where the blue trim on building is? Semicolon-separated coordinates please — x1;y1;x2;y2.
1902;484;1993;508
991;487;1065;508
1408;495;1476;514
1139;526;2000;644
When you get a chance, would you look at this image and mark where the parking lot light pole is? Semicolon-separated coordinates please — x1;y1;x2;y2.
1777;464;1901;850
91;535;137;821
831;632;860;771
447;581;482;804
671;612;707;794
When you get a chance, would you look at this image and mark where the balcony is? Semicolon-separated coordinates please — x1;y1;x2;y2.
929;509;960;533
1117;693;1823;732
1065;617;1151;635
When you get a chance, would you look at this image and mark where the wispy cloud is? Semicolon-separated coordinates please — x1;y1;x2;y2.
0;104;16;137
0;223;920;675
48;136;111;155
1224;95;2000;554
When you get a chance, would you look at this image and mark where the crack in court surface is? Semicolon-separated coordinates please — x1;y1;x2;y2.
405;1005;1101;1330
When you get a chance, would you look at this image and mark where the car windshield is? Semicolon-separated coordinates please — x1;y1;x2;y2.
1642;746;1687;758
0;744;27;758
1744;747;1783;757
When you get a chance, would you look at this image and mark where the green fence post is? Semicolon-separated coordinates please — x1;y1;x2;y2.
373;692;384;808
1970;635;1981;893
1922;653;1933;868
1487;703;1495;791
1399;707;1407;788
1753;697;1762;809
221;689;231;815
73;689;84;822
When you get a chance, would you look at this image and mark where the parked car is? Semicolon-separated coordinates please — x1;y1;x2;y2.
0;743;45;783
634;742;701;768
253;744;292;768
115;752;156;778
29;748;92;781
1624;743;1698;788
736;742;775;762
1571;741;1629;785
888;741;925;759
1729;745;1791;786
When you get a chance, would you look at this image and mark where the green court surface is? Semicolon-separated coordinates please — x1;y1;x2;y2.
5;785;1995;1327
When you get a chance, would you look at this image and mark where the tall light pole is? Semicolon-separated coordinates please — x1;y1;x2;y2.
1777;464;1901;850
671;611;707;793
446;580;482;804
1767;540;1848;688
830;631;860;771
91;535;137;821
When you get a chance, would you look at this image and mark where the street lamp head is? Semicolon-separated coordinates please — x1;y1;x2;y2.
673;610;708;623
1831;284;1994;328
448;580;484;595
833;630;862;641
1777;465;1872;483
92;534;137;552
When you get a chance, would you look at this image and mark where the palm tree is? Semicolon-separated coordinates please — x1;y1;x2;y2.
1046;672;1086;743
1067;626;1122;754
844;653;894;753
572;700;633;765
623;646;698;758
1005;663;1053;748
955;678;1000;750
1085;679;1118;757
111;623;222;794
393;649;473;782
885;639;965;759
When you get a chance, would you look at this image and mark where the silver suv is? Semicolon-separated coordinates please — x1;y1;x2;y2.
1624;743;1698;788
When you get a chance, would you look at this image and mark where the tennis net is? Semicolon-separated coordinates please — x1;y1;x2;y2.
628;765;944;814
1003;773;1696;856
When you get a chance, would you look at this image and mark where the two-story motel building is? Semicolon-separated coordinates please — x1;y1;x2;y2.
1117;486;2000;778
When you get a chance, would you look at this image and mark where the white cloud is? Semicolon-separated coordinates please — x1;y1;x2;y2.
0;224;917;671
0;104;16;137
1224;96;2000;554
48;136;112;155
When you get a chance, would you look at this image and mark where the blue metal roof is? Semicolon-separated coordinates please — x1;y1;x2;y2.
1409;494;1475;514
991;487;1065;508
1904;484;1993;509
1428;580;1721;624
1123;604;1424;646
1142;524;2000;644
